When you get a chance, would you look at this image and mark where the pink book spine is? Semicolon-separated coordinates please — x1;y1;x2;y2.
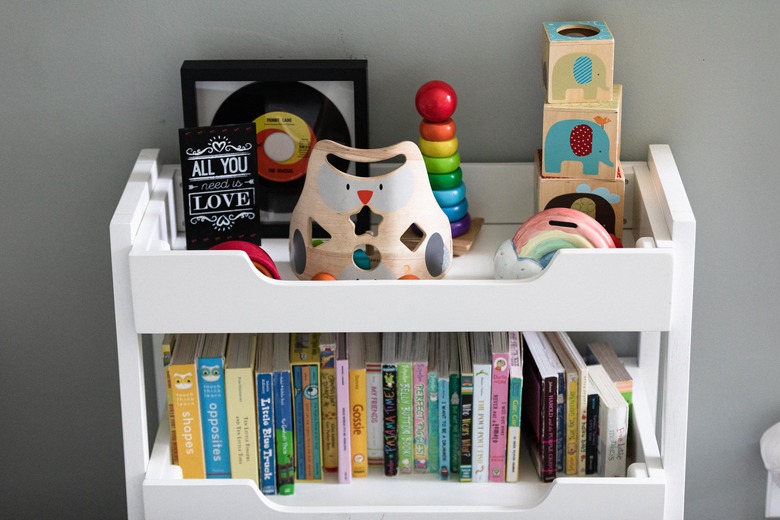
488;352;510;482
336;357;352;483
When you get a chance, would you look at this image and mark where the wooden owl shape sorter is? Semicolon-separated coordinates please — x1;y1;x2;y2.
289;140;453;280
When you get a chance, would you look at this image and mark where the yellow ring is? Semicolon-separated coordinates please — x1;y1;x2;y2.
418;136;459;158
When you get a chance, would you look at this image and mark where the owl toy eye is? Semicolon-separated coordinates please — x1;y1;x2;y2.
379;183;384;190
346;183;350;190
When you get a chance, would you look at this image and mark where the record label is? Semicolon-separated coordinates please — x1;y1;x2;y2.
254;111;317;183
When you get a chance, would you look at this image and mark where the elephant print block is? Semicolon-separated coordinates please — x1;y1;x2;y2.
542;84;622;180
543;21;614;103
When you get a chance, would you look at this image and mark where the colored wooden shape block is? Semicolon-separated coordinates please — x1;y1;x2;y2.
542;84;622;180
534;149;625;239
542;21;614;104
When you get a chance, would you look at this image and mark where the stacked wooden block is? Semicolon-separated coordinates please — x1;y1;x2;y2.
537;21;626;242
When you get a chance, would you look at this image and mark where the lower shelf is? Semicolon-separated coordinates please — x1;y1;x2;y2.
142;363;666;519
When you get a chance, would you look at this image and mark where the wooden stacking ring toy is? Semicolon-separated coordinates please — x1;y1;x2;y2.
432;181;466;207
419;136;459;158
210;240;281;280
419;118;457;142
441;198;469;222
428;167;463;191
424;152;461;174
450;212;472;238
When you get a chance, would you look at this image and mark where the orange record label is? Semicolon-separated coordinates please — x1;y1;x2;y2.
254;111;317;182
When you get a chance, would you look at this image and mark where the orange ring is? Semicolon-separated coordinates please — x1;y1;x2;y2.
419;118;456;141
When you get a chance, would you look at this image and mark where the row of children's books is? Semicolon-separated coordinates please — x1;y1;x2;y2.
163;330;632;495
523;331;633;481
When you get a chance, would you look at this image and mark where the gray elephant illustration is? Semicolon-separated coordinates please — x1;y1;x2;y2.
544;120;613;175
551;53;608;101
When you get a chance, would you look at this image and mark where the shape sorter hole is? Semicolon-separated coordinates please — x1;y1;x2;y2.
351;206;382;236
310;218;332;243
353;245;380;271
557;24;601;38
400;223;425;252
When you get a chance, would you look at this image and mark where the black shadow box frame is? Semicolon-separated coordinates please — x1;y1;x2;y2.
181;59;369;238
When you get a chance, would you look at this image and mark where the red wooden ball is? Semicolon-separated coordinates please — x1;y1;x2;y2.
415;80;457;122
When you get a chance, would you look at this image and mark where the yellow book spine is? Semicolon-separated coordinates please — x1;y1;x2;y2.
226;367;259;485
349;367;369;477
170;361;205;478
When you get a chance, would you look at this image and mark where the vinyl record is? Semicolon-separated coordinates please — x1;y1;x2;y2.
211;81;352;214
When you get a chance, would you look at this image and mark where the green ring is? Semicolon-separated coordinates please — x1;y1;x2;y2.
424;151;461;174
428;167;463;190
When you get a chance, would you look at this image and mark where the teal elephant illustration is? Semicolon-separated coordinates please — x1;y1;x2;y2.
544;120;613;175
551;53;608;101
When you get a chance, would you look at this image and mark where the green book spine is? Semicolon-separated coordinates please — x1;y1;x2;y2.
427;371;439;473
449;372;461;475
397;361;413;474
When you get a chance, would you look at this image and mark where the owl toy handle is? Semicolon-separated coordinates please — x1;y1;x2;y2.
309;139;422;166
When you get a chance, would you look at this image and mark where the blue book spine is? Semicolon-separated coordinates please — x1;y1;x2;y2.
273;371;295;495
197;357;231;478
438;377;450;480
293;365;306;480
427;371;439;474
257;372;276;495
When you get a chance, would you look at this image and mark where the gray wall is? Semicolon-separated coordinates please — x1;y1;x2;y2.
2;1;778;519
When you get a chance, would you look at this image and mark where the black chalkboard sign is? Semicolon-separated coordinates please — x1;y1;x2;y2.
178;124;262;249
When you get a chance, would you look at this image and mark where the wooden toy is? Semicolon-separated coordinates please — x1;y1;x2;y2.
424;152;461;174
542;84;622;180
415;80;474;240
419;118;456;142
542;21;614;104
289;140;453;280
535;149;625;239
432;181;467;207
418;136;459;158
415;80;458;122
428;167;463;191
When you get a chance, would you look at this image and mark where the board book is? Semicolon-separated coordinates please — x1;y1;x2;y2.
198;333;231;479
225;333;259;485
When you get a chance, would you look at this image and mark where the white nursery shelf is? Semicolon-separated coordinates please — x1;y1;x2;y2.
111;145;695;520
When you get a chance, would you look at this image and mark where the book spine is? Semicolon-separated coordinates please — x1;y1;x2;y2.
309;364;323;480
162;337;178;465
438;377;450;480
226;367;259;485
577;372;589;477
397;361;413;474
449;372;461;475
170;362;206;478
335;356;351;483
273;371;295;495
555;371;565;474
257;372;276;494
382;364;398;476
319;344;338;473
413;361;429;473
349;368;369;477
292;365;306;480
564;373;579;475
459;373;473;482
505;374;523;482
586;392;599;475
472;365;491;483
301;366;314;479
198;357;231;479
488;353;510;482
540;375;557;482
427;370;439;474
366;362;384;465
